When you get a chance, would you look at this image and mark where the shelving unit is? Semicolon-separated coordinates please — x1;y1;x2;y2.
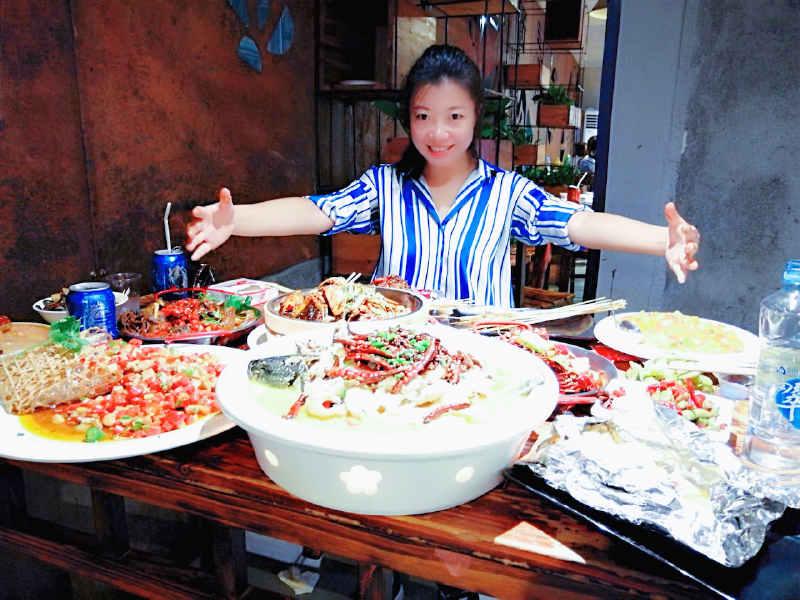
416;0;519;17
503;1;593;304
315;0;522;191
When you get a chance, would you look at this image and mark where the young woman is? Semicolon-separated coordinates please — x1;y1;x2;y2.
187;45;699;307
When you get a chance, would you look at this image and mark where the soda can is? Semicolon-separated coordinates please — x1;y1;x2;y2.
151;249;189;299
66;282;119;337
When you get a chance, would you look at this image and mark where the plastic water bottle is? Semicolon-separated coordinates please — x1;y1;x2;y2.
742;259;800;475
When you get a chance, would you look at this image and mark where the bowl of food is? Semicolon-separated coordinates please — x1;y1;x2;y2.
118;292;261;343
215;323;559;515
263;277;428;336
33;294;69;324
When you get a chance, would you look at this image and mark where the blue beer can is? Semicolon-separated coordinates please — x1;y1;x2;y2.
66;282;119;337
151;249;189;299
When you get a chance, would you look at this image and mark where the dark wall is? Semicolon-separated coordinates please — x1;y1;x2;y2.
0;0;317;321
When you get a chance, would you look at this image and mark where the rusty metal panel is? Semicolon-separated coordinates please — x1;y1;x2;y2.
71;0;318;289
0;0;96;321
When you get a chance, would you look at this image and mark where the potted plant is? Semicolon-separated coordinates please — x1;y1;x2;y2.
512;135;545;166
533;85;581;129
520;162;581;197
477;96;516;169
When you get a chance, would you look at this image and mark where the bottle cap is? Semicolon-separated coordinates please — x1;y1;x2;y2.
782;260;800;284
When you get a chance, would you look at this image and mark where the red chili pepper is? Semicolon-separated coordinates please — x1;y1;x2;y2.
283;395;307;420
392;338;438;393
448;358;462;384
346;352;394;370
325;365;407;384
423;402;470;424
334;338;395;357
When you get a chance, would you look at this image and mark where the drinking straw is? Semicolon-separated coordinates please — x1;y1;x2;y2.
577;172;588;187
164;202;172;250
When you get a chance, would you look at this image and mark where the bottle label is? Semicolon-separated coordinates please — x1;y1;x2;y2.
776;378;800;429
777;365;800;377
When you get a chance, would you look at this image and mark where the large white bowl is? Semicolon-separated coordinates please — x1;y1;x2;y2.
215;323;558;515
262;287;428;336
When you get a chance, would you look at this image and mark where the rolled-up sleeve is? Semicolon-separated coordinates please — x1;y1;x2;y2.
307;168;381;235
510;178;591;250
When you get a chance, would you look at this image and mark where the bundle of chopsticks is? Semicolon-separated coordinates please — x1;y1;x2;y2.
441;297;627;332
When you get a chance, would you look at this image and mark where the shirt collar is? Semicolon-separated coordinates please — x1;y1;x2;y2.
405;159;501;224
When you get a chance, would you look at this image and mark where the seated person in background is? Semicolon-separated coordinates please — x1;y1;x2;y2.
578;135;597;175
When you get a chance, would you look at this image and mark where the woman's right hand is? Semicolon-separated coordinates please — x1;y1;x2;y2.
186;188;235;261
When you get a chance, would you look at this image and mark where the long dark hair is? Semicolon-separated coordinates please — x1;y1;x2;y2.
395;44;484;179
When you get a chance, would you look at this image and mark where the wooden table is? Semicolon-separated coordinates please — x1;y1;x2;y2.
1;426;725;600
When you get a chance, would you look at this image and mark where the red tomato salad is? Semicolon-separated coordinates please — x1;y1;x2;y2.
19;339;225;443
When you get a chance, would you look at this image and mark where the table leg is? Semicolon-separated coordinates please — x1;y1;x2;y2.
357;563;389;600
91;489;129;558
0;463;26;527
209;520;247;599
514;242;525;307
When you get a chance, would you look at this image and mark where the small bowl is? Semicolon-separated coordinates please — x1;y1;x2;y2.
716;373;754;400
33;298;69;324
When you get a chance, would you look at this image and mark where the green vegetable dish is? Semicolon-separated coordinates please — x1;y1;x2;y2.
626;358;725;431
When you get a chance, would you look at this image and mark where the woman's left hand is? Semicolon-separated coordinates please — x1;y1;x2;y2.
664;202;699;283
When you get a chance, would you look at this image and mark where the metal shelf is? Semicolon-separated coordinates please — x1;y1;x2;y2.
417;0;519;17
317;88;400;101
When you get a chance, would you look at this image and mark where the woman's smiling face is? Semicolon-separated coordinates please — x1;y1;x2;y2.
410;80;477;169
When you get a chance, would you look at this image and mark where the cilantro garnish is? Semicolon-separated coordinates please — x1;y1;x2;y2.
224;295;252;311
49;316;87;351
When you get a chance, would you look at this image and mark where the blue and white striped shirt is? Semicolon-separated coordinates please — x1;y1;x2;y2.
308;160;590;307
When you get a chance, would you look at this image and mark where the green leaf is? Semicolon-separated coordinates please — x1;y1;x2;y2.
532;84;575;106
373;100;403;121
224;294;253;311
48;316;87;351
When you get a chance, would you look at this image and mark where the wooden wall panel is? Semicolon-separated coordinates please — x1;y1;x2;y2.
71;0;318;288
0;0;96;320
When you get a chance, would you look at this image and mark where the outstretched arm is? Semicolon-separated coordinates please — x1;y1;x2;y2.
567;202;699;283
186;188;335;261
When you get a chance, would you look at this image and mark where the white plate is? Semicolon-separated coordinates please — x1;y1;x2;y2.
0;344;243;463
593;379;734;444
593;312;760;362
246;324;275;349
